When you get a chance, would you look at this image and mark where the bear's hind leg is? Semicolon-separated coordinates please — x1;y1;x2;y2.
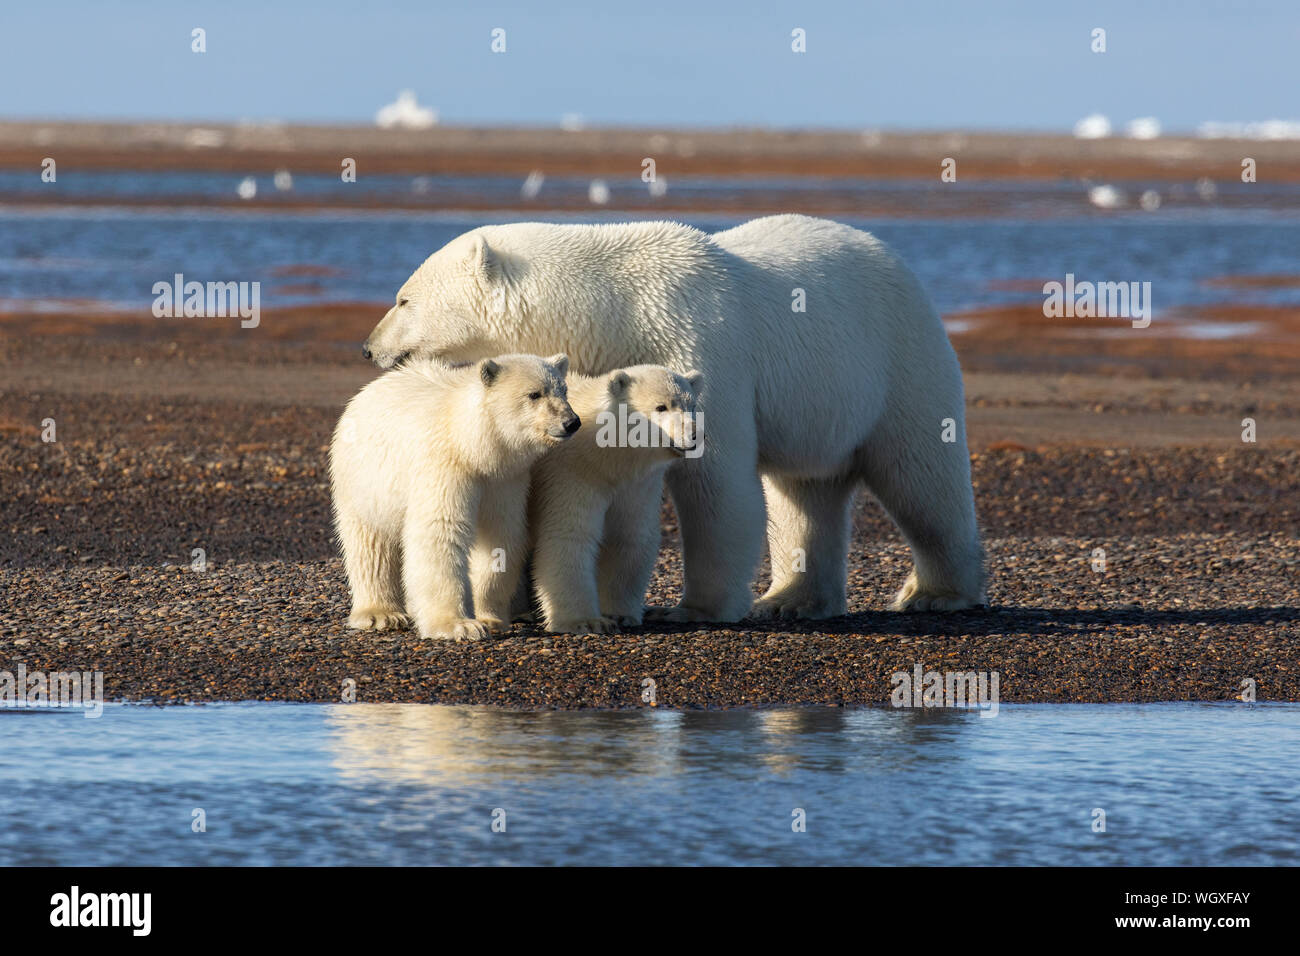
470;477;529;634
337;512;408;631
750;474;856;620
857;434;985;612
597;469;665;626
533;483;617;635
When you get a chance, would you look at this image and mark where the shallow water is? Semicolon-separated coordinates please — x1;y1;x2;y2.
1;701;1296;865
2;173;1299;319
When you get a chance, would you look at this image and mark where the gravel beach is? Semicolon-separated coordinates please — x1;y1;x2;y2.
3;303;1296;708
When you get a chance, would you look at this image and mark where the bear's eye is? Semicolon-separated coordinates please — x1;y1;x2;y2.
398;298;409;307
528;391;542;401
656;404;668;412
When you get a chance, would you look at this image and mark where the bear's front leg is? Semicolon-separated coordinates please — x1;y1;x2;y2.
533;482;617;635
650;440;766;624
336;510;410;631
470;476;530;633
402;483;488;641
596;469;665;626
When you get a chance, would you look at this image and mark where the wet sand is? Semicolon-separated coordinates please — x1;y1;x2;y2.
2;303;1296;707
5;120;1299;182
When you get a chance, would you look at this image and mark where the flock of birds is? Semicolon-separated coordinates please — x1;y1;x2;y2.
228;97;1281;211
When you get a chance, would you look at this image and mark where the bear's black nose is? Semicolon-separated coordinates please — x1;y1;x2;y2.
361;344;372;360
563;416;581;435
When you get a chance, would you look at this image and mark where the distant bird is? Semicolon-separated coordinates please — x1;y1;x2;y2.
375;90;438;130
237;177;257;200
1126;117;1161;140
273;168;294;191
1199;119;1300;140
1087;184;1124;209
647;176;668;198
1073;114;1112;139
1139;190;1162;211
521;170;545;199
184;128;226;149
588;179;610;205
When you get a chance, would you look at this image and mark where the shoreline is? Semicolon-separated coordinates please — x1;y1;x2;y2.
4;120;1300;182
4;311;1297;708
2;187;1293;220
6;583;1297;709
6;299;1300;384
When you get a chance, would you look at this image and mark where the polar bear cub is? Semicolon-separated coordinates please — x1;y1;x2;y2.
528;365;702;634
330;353;578;640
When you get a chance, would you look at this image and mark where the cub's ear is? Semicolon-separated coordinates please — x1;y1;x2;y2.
684;369;704;392
607;371;631;397
465;234;498;279
547;353;570;377
479;358;501;387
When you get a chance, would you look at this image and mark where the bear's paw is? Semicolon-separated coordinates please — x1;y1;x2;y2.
348;608;411;632
421;618;491;641
548;615;618;635
476;616;512;635
749;591;847;622
889;574;985;613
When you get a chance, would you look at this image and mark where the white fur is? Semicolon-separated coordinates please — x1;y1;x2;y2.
525;366;701;634
330;353;576;639
364;215;985;621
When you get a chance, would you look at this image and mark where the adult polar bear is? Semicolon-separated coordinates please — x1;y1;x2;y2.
363;214;985;622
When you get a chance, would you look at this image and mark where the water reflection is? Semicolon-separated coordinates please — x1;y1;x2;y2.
325;704;978;786
1;702;1295;865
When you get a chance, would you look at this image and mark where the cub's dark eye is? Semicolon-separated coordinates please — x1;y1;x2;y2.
655;404;668;412
398;298;409;307
528;392;542;401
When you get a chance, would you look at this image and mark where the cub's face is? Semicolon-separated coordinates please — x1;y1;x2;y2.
610;366;704;458
480;353;579;451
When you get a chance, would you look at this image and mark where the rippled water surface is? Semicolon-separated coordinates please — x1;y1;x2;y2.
3;173;1300;317
2;702;1296;865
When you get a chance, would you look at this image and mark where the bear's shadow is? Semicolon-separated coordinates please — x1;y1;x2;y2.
510;605;1300;640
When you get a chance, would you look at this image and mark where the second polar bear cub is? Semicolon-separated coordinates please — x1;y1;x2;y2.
528;365;703;634
331;353;578;640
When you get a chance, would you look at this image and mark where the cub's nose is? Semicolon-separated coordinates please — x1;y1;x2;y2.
563;415;581;435
361;343;372;360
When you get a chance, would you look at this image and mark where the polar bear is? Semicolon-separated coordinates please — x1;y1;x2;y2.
330;353;578;640
526;365;702;635
363;214;985;622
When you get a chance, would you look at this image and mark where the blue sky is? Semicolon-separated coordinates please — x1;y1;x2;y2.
1;0;1295;131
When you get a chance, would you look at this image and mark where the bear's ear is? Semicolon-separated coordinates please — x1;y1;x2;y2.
479;358;501;387
547;353;570;378
684;369;704;392
607;371;631;397
465;234;498;280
